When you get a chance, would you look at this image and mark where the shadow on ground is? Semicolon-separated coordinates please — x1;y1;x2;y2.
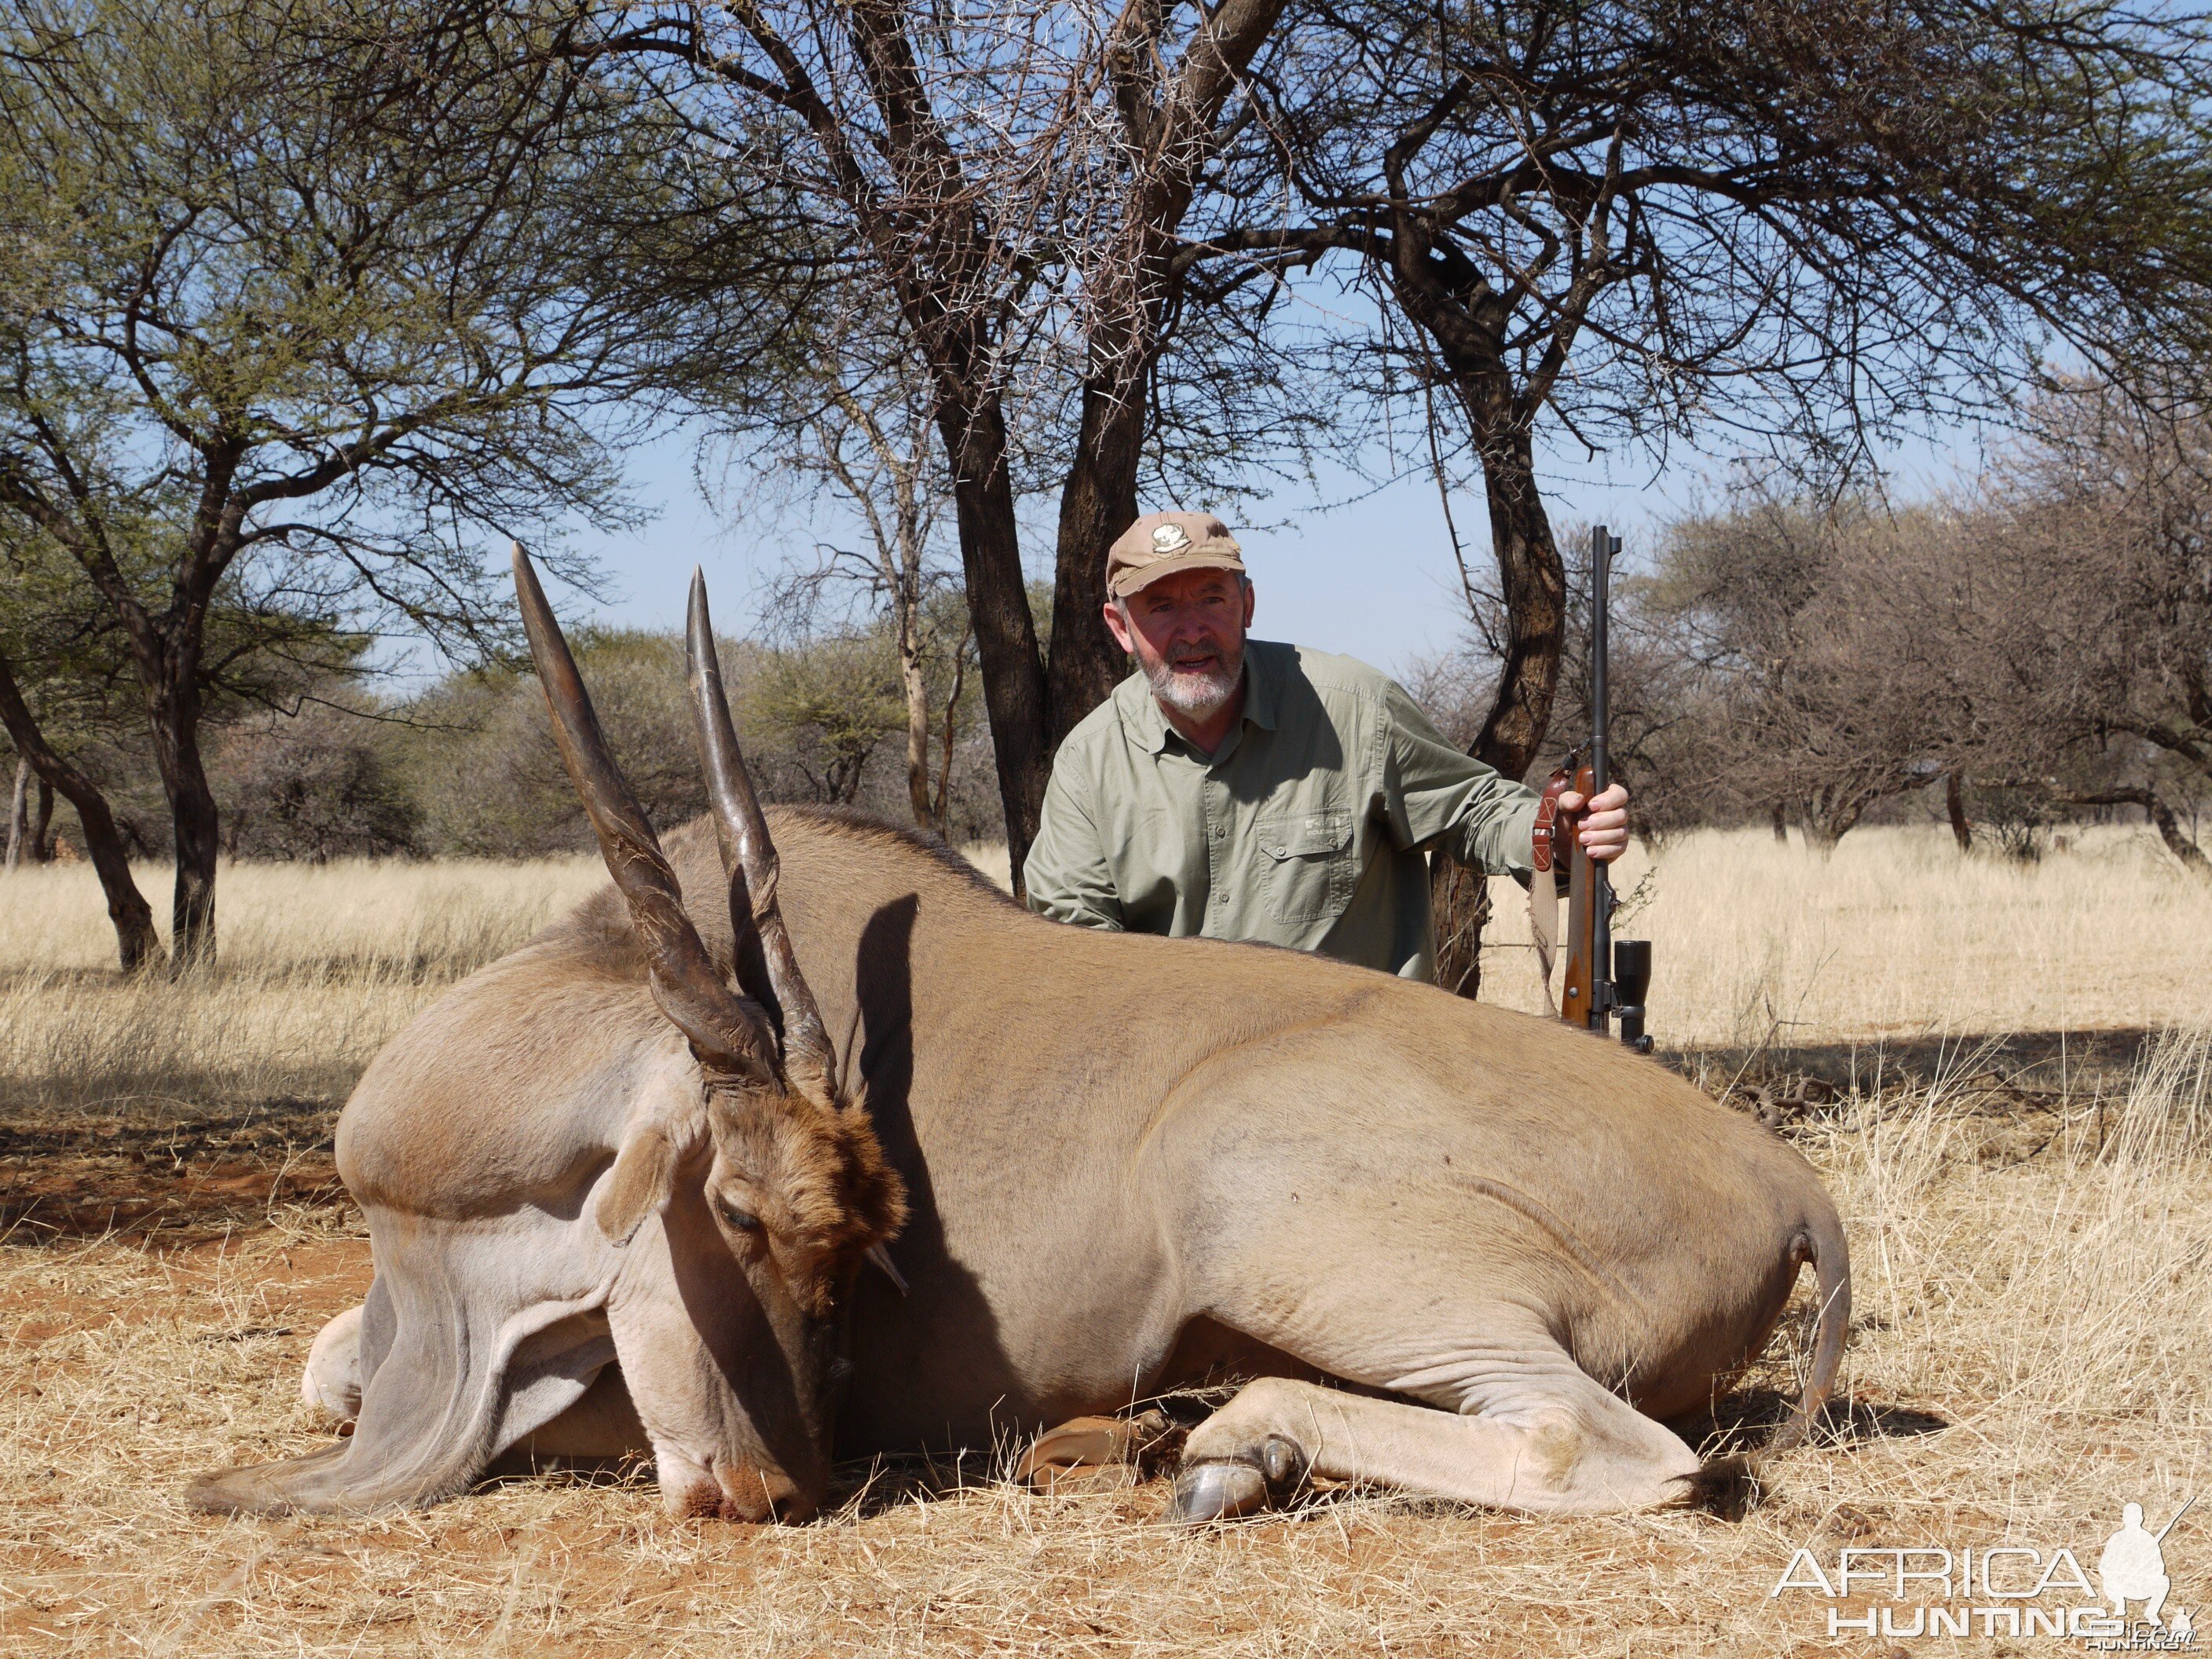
0;1093;343;1241
795;1378;1953;1530
1665;1024;2161;1100
1679;1386;1951;1461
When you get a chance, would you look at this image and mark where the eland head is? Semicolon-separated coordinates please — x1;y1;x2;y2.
514;548;906;1518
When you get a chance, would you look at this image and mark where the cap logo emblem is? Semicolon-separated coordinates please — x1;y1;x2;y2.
1151;524;1192;555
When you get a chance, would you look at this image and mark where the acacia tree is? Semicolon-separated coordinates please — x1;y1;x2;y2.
0;0;811;962
0;522;162;961
0;483;383;964
1646;496;1980;851
1185;0;2212;987
587;0;1300;885
734;331;976;833
1967;389;2212;873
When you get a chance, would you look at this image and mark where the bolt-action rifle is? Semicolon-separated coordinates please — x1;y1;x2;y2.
1534;526;1654;1053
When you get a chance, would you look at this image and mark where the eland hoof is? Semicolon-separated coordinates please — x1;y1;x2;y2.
1017;1408;1185;1492
1164;1437;1306;1524
1166;1459;1269;1523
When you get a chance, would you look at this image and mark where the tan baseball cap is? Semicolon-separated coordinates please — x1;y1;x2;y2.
1106;511;1246;599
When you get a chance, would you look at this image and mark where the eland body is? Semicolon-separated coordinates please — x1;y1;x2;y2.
191;562;1848;1525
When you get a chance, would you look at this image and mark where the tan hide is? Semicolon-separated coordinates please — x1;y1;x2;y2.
190;810;1848;1522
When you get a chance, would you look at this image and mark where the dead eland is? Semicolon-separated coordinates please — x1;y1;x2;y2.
190;552;1849;1526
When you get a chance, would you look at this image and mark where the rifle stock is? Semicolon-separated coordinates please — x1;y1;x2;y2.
1559;763;1599;1027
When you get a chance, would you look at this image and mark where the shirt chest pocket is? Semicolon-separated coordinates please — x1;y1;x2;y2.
1255;808;1355;925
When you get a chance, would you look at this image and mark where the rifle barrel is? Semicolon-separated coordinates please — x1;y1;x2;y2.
2154;1495;2197;1545
1590;526;1617;1029
1591;526;1611;799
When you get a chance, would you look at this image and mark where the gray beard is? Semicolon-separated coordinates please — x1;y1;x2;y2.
1144;644;1244;721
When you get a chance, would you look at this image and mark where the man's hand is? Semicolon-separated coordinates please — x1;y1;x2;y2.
1558;782;1631;862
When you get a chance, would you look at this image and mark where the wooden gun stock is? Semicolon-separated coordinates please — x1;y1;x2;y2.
1558;764;1600;1030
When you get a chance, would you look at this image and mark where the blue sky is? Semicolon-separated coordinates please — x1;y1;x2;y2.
559;416;1975;683
535;380;1990;685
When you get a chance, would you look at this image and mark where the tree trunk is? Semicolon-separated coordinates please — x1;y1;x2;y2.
148;682;221;969
1800;789;1862;855
1428;859;1492;999
932;624;970;830
2064;786;2211;876
1771;801;1789;844
1047;378;1145;749
1427;419;1567;999
0;651;163;970
937;395;1050;893
1467;426;1568;778
1379;204;1573;1001
898;624;936;833
1808;775;1903;853
1943;767;1973;852
4;758;23;871
29;775;52;861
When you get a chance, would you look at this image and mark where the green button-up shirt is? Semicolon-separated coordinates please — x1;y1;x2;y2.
1022;639;1542;980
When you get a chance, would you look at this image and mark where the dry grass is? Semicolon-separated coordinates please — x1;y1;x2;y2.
0;858;596;1240
0;831;2207;1654
966;822;2212;1043
0;857;602;1115
1481;822;2212;1046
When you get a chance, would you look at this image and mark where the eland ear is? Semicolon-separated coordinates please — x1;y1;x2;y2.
596;1122;684;1247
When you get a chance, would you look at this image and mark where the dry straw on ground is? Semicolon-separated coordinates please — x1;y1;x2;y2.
971;823;2212;1042
0;857;602;1115
0;830;2207;1655
1481;824;2212;1046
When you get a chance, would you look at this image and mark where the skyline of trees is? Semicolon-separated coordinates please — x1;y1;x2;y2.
4;0;2212;973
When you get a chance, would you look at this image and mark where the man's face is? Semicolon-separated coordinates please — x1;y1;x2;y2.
1103;566;1255;720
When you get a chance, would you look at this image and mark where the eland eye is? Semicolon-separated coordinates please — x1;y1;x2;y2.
717;1199;762;1232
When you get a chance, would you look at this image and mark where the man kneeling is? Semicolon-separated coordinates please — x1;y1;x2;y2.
1024;511;1628;977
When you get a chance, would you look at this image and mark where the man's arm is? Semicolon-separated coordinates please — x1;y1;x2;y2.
1021;763;1128;930
1376;679;1631;871
1376;678;1544;875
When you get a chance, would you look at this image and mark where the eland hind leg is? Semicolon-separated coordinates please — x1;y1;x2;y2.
1152;1245;1748;1523
1166;1342;1705;1522
1151;1108;1810;1521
